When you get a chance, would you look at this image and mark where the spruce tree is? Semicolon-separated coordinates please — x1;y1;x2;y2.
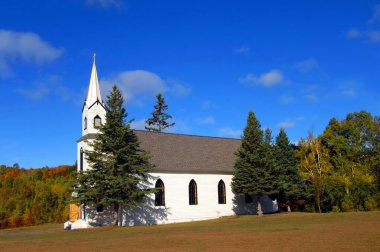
262;127;277;198
145;93;175;132
264;128;272;144
75;85;153;226
231;111;278;215
274;128;304;211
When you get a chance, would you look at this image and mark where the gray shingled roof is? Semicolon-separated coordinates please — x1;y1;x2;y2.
78;130;241;174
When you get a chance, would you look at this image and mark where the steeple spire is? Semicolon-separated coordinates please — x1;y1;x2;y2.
86;53;103;106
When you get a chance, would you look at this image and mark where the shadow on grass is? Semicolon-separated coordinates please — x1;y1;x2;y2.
232;194;278;215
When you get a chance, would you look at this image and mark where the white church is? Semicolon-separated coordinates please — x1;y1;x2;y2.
66;57;278;229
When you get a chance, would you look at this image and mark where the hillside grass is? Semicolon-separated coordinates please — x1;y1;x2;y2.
0;211;379;251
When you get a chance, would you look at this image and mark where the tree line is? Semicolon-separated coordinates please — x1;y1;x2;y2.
232;110;379;214
0;164;76;228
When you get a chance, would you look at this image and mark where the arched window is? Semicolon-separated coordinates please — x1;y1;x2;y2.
84;117;87;130
155;179;165;206
94;115;102;128
189;179;198;205
218;180;226;204
80;148;84;172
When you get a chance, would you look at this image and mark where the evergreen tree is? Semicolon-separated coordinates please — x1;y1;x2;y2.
274;128;305;212
75;85;153;226
264;128;272;144
145;93;175;132
231;111;278;215
262;127;277;198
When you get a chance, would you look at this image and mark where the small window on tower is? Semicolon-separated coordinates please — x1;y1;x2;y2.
84;117;87;130
94;115;102;128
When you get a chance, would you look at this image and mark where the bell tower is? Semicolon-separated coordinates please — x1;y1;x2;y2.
77;54;106;174
70;54;107;224
82;53;106;136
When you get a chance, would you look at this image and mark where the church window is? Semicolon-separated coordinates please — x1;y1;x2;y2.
245;194;253;203
96;204;103;213
80;148;84;172
84;117;87;130
189;179;198;205
218;180;226;204
155;179;165;206
94;115;102;127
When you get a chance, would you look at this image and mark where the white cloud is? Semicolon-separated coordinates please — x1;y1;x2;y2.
240;70;284;87
201;100;219;110
101;70;166;103
201;100;211;109
17;84;49;100
201;100;218;110
279;94;295;104
369;4;380;24
339;80;359;97
304;93;319;102
17;75;83;103
218;128;242;138
167;120;191;134
302;85;320;102
346;4;380;43
347;28;380;43
167;79;191;96
367;30;380;42
234;46;250;55
195;116;216;125
0;30;63;77
277;117;304;129
346;28;362;39
130;119;147;130
85;0;125;8
277;120;295;129
342;88;356;97
101;70;190;103
294;58;319;72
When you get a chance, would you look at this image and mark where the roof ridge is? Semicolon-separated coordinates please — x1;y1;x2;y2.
133;129;241;141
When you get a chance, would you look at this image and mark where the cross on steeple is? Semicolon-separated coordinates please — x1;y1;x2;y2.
93;53;96;63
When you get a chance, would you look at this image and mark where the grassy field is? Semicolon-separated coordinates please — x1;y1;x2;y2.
0;211;379;251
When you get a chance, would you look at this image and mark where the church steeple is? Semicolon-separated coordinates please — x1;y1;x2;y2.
82;54;106;136
85;53;103;106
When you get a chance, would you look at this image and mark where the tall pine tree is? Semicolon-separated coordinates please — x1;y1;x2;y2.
231;111;277;215
74;85;153;226
145;93;175;132
274;128;305;212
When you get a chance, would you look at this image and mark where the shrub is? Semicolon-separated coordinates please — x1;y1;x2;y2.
332;206;340;213
364;198;377;211
341;198;354;212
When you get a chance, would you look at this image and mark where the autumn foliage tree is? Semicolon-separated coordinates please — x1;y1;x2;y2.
0;165;76;229
320;111;379;211
295;133;332;212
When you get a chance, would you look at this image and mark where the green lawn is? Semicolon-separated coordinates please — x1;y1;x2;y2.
0;211;379;251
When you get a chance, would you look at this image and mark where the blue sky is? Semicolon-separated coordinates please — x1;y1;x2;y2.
1;0;380;168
